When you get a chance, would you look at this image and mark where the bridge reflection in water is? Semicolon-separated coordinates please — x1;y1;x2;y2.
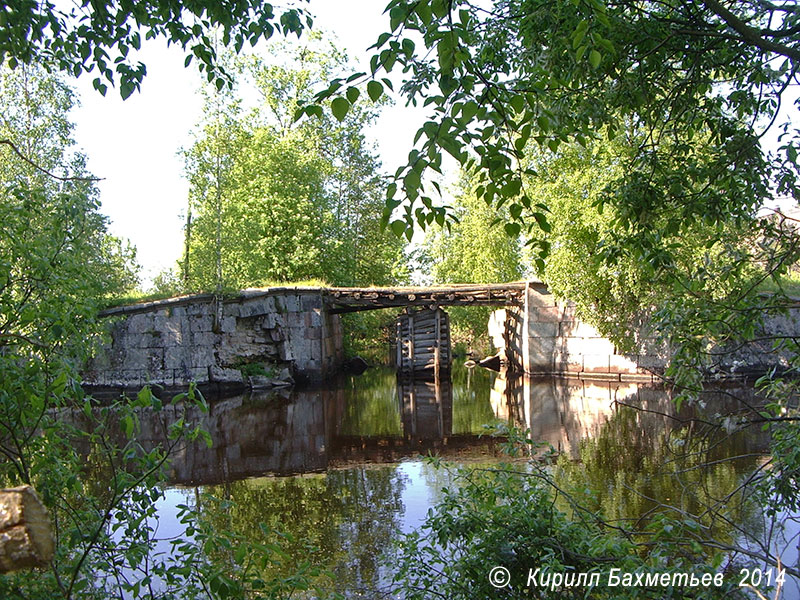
67;364;770;487
63;364;783;600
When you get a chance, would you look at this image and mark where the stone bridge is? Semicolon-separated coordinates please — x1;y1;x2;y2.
84;282;688;393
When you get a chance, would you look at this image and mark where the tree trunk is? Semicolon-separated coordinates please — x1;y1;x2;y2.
0;486;54;572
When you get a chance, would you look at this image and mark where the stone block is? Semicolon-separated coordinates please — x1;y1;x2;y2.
305;327;321;340
123;347;150;369
571;321;603;337
527;288;557;308
220;316;236;333
223;303;242;318
561;303;578;321
127;313;152;332
188;367;209;383
609;354;638;374
162;321;182;344
532;305;563;322
187;303;209;317
582;354;610;373
239;302;265;318
209;366;243;384
579;337;617;356
190;331;218;347
191;345;216;366
301;294;321;310
152;313;169;330
189;314;213;333
287;312;305;328
528;321;559;338
559;321;580;337
305;309;322;327
147;369;173;386
554;351;582;372
141;331;164;349
562;336;587;355
164;346;189;370
282;295;300;312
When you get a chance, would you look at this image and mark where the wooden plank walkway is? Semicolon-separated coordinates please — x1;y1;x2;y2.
324;282;529;314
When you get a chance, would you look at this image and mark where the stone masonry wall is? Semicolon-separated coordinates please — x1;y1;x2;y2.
83;288;344;391
491;283;800;380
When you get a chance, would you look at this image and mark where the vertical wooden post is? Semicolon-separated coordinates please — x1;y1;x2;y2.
408;311;415;373
434;308;441;381
396;319;402;369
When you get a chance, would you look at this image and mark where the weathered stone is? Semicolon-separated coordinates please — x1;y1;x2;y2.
609;354;638;374
209;366;243;384
532;305;563;322
579;337;617;356
186;314;210;333
527;321;559;338
305;310;322;327
554;351;582;372
582;354;610;373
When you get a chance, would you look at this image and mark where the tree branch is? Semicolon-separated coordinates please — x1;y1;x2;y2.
0;140;101;183
703;0;800;62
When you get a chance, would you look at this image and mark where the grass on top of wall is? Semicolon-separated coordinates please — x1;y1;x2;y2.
103;278;332;310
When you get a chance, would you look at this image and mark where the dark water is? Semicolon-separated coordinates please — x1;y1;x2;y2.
93;365;798;598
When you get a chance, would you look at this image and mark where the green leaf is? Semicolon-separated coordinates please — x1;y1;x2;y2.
390;220;406;237
367;80;384;102
572;23;588;49
504;222;521;236
330;97;350;121
345;86;360;103
589;49;601;68
415;1;433;25
533;212;551;233
432;0;449;19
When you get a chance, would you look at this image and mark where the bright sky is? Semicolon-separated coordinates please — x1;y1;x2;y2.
70;1;429;286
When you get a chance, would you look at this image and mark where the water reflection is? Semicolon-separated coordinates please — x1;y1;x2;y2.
70;365;787;598
118;366;504;484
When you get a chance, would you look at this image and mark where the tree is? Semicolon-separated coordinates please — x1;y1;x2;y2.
308;0;797;256
415;172;526;353
521;132;766;349
182;37;407;291
0;0;311;98
303;1;800;586
419;174;525;285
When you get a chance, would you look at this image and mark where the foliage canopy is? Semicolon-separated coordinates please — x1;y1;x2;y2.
307;0;799;263
0;0;311;98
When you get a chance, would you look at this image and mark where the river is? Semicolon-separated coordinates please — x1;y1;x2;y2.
86;363;798;599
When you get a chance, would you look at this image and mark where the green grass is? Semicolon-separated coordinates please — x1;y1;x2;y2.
756;271;800;297
102;278;333;310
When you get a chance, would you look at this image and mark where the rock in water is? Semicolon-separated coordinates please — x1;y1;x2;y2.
478;354;502;371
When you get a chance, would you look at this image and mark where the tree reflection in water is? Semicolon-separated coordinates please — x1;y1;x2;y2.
72;364;787;598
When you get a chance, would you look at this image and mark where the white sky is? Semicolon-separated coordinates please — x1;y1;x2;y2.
70;1;431;286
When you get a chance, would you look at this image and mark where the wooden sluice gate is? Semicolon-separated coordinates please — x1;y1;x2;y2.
395;308;451;376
